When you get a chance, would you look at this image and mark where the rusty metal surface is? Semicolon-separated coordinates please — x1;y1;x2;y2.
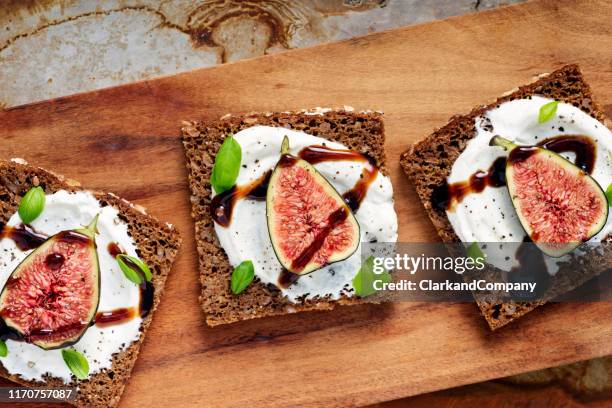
0;0;519;107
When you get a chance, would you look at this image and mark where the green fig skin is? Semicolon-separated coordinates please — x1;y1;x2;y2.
490;136;608;257
0;215;101;350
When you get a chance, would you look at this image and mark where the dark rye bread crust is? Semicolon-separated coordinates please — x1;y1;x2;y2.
181;110;386;326
400;64;611;330
0;160;181;407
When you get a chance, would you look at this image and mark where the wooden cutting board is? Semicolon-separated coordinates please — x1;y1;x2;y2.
1;0;611;406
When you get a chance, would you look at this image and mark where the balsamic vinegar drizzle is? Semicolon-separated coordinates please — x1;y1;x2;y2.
28;322;86;341
56;230;91;245
95;308;135;327
44;253;65;270
277;269;300;288
0;223;47;251
107;242;125;258
537;135;596;173
298;144;375;165
431;134;597;212
0;320;21;342
300;145;379;212
0;223;101;251
291;207;350;272
139;281;155;318
211;170;271;227
0;320;90;344
431;157;506;212
103;242;155;324
93;278;153;328
342;163;378;212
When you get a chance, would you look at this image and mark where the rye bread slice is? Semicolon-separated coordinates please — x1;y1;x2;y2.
181;109;387;326
0;159;181;407
400;64;611;330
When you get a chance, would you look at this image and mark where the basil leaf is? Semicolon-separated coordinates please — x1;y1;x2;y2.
117;254;152;284
211;135;242;194
538;100;559;123
18;186;45;224
62;349;89;380
606;183;612;206
0;340;7;357
352;256;391;298
231;260;254;295
466;242;485;262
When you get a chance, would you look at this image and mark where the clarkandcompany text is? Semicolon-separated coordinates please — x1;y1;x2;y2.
373;279;537;293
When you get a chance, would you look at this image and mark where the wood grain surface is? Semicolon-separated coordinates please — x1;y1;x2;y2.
0;0;611;406
375;380;612;408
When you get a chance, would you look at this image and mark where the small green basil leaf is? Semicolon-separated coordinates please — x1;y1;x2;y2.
606;183;612;206
0;340;7;357
18;186;45;224
352;256;391;298
62;349;89;380
117;254;151;284
466;242;485;262
211;135;242;194
231;260;254;295
538;100;559;124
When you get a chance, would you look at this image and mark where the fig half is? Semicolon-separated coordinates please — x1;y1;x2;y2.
0;215;101;349
266;136;360;275
491;136;608;257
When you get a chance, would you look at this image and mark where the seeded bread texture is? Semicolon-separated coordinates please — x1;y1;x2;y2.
0;160;181;407
181;110;387;326
400;64;611;330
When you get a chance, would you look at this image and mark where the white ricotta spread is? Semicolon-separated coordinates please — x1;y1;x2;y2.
447;97;612;273
213;126;398;302
0;190;143;383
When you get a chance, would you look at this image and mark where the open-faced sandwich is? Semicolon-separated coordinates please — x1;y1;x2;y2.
0;159;181;406
182;108;398;326
401;64;611;329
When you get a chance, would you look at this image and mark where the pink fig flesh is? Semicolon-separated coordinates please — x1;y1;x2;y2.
266;136;360;275
0;217;100;349
491;136;608;256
